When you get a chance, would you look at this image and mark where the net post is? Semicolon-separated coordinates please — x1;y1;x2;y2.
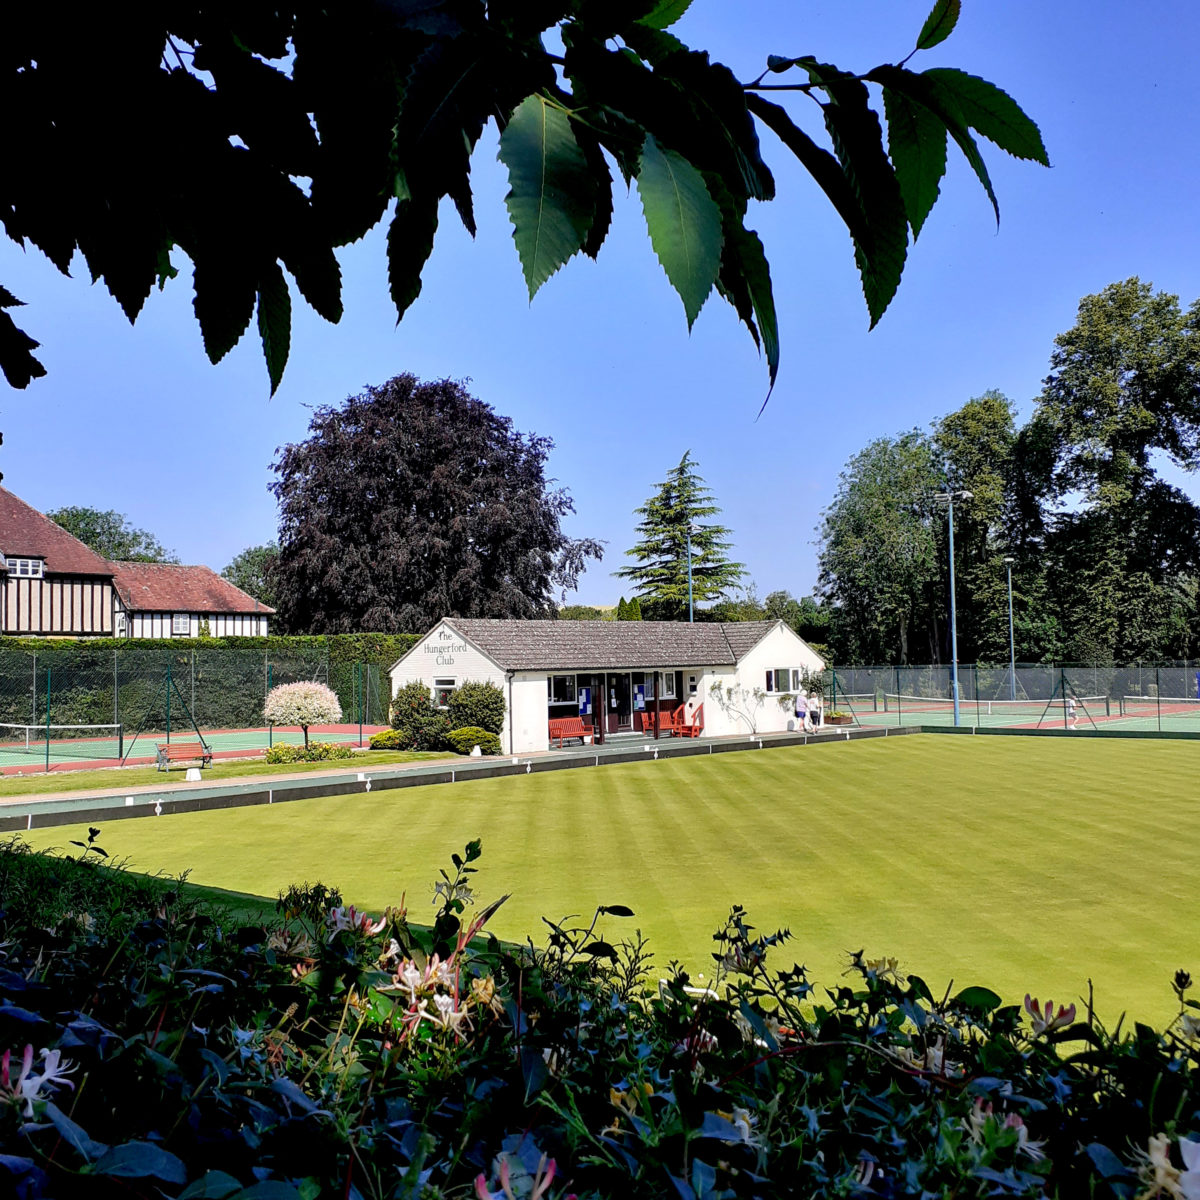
117;724;124;761
894;666;902;726
166;662;171;743
268;665;274;748
44;667;51;773
1157;667;1162;733
358;662;364;747
1060;667;1068;730
831;667;838;712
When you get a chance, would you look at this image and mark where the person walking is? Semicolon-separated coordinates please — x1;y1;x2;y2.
796;689;814;734
1066;694;1078;729
808;690;822;730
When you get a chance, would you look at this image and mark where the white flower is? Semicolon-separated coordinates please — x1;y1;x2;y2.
1024;994;1076;1035
4;1046;76;1117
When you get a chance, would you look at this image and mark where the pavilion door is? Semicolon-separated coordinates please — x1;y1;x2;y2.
609;672;632;731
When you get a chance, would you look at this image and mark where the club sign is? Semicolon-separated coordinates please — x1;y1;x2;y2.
426;627;469;666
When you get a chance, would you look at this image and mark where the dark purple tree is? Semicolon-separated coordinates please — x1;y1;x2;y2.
270;375;602;632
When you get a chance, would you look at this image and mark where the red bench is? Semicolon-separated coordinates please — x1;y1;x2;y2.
156;741;213;771
548;716;593;748
676;704;704;738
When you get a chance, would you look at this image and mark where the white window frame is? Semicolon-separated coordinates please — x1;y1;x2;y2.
171;613;191;636
6;557;44;578
766;669;796;694
655;671;677;700
433;677;457;709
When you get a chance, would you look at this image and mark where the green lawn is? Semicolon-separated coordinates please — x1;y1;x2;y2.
23;736;1197;1024
0;750;449;798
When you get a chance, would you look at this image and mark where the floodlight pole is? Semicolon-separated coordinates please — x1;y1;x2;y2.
686;522;695;623
934;491;973;726
1004;556;1016;701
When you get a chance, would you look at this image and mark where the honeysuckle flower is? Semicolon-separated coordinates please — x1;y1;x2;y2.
1024;994;1076;1035
865;956;901;981
471;974;504;1016
3;1046;75;1117
1138;1134;1183;1200
1003;1113;1046;1161
325;905;386;941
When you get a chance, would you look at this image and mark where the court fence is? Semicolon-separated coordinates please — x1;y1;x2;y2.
825;662;1200;732
0;644;390;770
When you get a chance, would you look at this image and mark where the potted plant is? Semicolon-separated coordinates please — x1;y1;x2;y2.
825;710;853;726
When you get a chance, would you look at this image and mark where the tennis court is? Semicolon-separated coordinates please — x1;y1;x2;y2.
0;722;387;774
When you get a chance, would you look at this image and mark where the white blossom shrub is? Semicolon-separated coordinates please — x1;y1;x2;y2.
264;681;343;747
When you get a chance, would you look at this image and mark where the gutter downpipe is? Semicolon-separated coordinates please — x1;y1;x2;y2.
506;671;515;755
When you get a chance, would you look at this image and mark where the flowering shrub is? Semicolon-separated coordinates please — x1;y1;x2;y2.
1;833;1199;1199
390;679;450;750
263;740;354;764
263;680;342;747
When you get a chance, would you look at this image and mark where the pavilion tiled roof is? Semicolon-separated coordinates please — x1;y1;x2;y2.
110;562;275;614
442;618;779;671
0;487;113;575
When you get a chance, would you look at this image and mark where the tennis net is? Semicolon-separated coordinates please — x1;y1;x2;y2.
1120;696;1200;719
0;722;124;762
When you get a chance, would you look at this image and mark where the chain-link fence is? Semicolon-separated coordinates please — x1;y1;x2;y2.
826;662;1200;733
0;644;390;770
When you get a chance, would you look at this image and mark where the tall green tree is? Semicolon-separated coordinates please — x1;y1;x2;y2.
617;452;745;620
816;432;941;664
1034;278;1200;661
221;543;280;609
46;506;177;563
1;3;1045;396
765;590;831;646
934;390;1017;661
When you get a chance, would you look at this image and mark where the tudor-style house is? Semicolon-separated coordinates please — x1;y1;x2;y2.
0;487;273;638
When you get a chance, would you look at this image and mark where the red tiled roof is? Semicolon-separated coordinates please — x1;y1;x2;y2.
0;486;113;575
109;562;275;614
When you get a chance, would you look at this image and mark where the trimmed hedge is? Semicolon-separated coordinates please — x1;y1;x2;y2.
446;681;505;734
445;726;502;755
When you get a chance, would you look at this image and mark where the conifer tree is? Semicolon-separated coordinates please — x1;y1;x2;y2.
616;452;745;620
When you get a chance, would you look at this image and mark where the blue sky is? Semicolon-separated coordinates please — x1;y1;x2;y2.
4;1;1198;606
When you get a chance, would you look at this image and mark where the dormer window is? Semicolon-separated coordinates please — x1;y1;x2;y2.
6;558;43;578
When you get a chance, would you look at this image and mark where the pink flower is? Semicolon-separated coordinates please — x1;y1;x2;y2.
325;905;387;941
1024;994;1076;1035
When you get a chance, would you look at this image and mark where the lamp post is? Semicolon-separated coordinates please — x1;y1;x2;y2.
686;522;696;623
1004;556;1016;701
933;490;973;725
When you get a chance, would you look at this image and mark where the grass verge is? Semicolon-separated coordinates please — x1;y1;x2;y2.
0;750;451;798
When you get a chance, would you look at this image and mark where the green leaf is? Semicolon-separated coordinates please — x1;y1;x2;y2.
915;0;960;50
386;195;440;322
868;65;1000;223
882;87;947;238
576;128;614;259
192;255;258;364
498;94;596;298
817;72;909;326
723;224;779;396
636;134;723;328
953;985;1002;1012
0;304;48;390
256;261;291;395
95;1143;187;1184
179;1171;244;1200
922;68;1050;164
746;95;870;249
637;0;694;30
623;23;687;66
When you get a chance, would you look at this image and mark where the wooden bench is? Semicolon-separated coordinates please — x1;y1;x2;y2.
156;741;213;771
676;704;704;738
547;716;593;748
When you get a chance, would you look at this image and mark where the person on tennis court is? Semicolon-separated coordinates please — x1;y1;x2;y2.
1067;695;1078;729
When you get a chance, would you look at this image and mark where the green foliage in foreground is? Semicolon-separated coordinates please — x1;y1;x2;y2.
2;1;1046;395
2;834;1198;1199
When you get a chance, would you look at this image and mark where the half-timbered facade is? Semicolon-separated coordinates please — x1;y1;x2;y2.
0;488;273;638
109;563;273;638
0;488;114;635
